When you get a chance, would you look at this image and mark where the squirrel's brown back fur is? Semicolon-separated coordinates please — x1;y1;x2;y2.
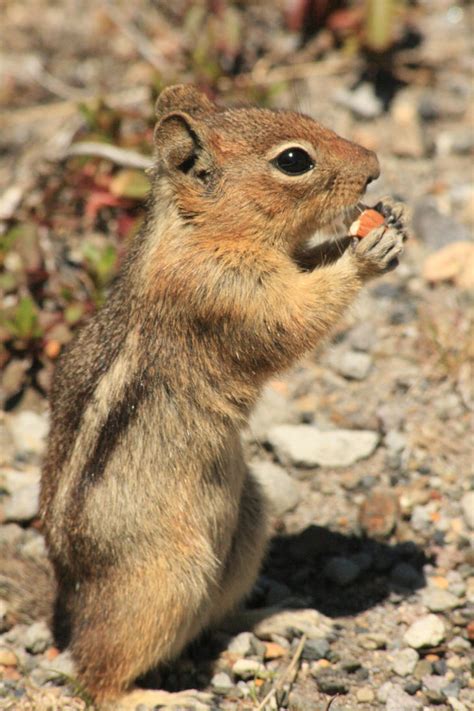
36;85;404;706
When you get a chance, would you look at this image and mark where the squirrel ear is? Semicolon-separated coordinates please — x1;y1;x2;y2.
154;112;201;171
155;84;214;121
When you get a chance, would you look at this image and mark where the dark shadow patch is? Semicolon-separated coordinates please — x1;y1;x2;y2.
139;524;428;693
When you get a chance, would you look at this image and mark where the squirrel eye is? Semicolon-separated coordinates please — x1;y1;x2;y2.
273;147;314;175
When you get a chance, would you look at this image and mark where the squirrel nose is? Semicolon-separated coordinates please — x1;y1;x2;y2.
364;150;380;186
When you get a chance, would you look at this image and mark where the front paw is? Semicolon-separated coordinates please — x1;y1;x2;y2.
352;223;405;280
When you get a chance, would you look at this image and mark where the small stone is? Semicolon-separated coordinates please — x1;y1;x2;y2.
211;672;233;694
253;609;332;641
0;469;41;523
301;638;329;661
356;687;374;703
404;614;446;649
460;491;474;530
249;461;300;517
232;658;264;680
421;588;460;612
323;557;360;586
334;82;383;119
359;489;399;538
392;648;419;676
414;660;433;680
328;349;372;380
404;681;421;695
5;411;49;458
386;685;422;710
360;633;387;650
313;671;348;695
391;91;425;159
227;632;253;657
423;241;474;289
424;688;446;705
268;425;379;468
263;642;286;660
0;648;18;666
23;621;52;654
348;322;376;352
31;650;75;685
384;430;406;454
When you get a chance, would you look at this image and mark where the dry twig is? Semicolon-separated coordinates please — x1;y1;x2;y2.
255;633;307;711
65;142;152;169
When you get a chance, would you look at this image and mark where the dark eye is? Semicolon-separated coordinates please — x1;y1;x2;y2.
272;147;314;176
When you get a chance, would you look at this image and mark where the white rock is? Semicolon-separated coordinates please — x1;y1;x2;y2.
268;425;379;468
227;632;253;657
386;685;422;710
460;491;474;529
328;350;372;380
6;411;49;457
421;587;459;612
249;461;300;516
253;609;332;641
0;469;40;522
404;614;445;649
232;658;264;679
391;648;419;676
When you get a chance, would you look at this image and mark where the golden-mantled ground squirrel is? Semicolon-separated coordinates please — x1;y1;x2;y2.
39;85;405;709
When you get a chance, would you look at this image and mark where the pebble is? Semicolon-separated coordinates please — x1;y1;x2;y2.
359;489;399;538
391;648;419;676
313;670;348;695
421;587;460;612
23;621;52;654
5;411;48;459
404;614;446;649
356;687;375;703
253;609;333;641
268;425;379;468
31;651;75;685
385;684;422;710
334;82;383;119
460;491;474;530
0;648;18;666
232;658;264;680
211;672;233;694
323;556;360;586
328;349;372;380
249;461;300;517
227;632;253;657
301;638;329;661
0;469;40;522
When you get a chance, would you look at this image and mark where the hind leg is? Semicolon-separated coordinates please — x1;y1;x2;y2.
61;562;213;706
209;470;269;628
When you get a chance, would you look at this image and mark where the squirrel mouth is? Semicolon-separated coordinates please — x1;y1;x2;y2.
316;202;365;242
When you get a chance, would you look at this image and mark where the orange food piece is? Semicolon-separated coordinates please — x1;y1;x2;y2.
349;208;385;238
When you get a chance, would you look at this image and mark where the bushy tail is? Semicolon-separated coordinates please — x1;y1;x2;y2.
0;535;55;629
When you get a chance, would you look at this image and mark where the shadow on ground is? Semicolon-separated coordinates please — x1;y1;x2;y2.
144;524;429;692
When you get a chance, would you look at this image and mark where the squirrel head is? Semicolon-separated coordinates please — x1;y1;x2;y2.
153;85;379;251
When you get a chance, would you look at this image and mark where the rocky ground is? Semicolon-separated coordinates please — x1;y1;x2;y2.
0;1;473;710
